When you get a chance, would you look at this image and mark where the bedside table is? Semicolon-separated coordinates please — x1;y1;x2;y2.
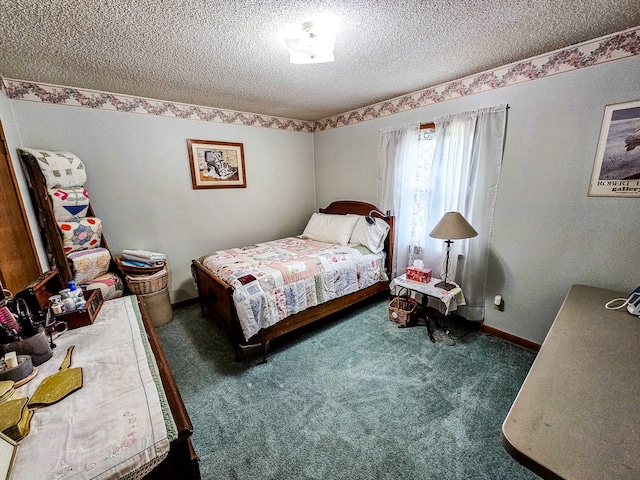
390;274;466;342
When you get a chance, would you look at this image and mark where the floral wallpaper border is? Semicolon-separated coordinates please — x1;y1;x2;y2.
0;79;315;133
2;26;638;133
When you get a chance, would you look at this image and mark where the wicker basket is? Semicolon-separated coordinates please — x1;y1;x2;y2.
116;256;166;276
388;296;418;326
125;268;168;295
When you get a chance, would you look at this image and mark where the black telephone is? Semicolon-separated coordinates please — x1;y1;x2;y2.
606;285;640;316
627;286;640;316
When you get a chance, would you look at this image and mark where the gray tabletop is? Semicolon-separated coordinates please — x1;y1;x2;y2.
502;284;640;479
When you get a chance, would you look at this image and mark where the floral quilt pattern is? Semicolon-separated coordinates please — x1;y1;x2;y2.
202;237;387;340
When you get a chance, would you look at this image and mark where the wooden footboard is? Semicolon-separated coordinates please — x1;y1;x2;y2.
192;200;395;361
191;259;242;346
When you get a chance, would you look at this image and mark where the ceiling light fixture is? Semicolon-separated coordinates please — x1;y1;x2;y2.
284;16;338;64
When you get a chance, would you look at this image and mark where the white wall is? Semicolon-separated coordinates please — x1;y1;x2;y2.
4;102;316;302
2;53;638;344
314;55;640;344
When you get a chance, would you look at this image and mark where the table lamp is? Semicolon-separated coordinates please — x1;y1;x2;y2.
429;212;477;290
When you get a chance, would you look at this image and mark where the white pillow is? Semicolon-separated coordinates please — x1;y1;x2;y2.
349;215;390;253
302;213;359;245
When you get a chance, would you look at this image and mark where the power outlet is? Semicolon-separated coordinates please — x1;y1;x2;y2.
493;295;504;312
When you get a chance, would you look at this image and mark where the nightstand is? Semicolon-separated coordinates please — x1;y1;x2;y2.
390;274;466;342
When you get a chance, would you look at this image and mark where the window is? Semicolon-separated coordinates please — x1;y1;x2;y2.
409;126;436;263
378;106;507;320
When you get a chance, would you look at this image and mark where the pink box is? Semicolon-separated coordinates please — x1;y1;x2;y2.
406;266;432;283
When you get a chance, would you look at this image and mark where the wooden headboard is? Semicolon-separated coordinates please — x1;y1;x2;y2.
319;200;395;277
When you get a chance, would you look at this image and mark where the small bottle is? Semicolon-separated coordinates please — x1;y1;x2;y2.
76;292;86;310
49;295;63;315
68;280;85;308
62;296;76;312
59;288;75;312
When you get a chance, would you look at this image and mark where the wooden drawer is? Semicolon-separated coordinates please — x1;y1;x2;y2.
53;288;103;329
13;269;62;324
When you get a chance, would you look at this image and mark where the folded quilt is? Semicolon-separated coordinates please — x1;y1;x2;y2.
122;249;166;265
67;247;111;285
121;260;154;268
20;148;87;189
49;187;90;221
83;272;124;301
202;237;387;340
58;217;102;253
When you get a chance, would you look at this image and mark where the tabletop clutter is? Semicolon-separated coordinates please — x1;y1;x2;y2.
1;291;54;373
0;283;85;445
0;248;170;455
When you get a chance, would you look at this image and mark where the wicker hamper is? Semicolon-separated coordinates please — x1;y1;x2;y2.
388;295;418;326
125;268;168;295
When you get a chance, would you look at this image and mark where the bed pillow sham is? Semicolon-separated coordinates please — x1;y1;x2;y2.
349;215;390;253
301;213;359;245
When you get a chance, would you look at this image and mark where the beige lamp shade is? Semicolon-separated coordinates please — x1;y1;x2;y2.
429;212;478;240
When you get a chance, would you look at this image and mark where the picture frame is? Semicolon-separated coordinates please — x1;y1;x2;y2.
589;99;640;197
187;139;246;189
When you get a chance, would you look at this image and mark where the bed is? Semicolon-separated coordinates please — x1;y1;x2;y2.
191;201;395;362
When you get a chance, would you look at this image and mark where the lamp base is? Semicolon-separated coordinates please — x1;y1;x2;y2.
434;281;456;291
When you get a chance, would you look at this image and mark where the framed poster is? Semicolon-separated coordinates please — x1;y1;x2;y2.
589;100;640;197
187;139;246;189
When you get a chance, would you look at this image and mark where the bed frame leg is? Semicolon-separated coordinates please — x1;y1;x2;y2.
261;343;267;364
260;340;270;364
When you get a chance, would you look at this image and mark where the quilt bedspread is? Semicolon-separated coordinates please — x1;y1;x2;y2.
202;237;388;340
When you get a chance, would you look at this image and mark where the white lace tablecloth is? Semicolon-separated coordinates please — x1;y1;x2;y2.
390;274;466;315
11;295;176;480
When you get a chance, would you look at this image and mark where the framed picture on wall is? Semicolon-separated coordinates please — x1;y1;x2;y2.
589;99;640;197
187;139;246;189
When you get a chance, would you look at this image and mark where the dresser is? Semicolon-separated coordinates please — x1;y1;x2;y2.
9;295;199;479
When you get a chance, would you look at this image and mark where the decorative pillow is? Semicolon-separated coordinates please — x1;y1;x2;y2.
49;187;90;221
349;215;391;253
58;217;102;253
20;148;87;189
67;247;111;285
301;213;359;245
83;272;124;301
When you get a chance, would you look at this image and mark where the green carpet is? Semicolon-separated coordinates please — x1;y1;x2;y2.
156;297;538;480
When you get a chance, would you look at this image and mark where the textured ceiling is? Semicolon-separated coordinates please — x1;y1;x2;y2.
0;1;639;121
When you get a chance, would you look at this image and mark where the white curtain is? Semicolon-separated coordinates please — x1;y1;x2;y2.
420;105;507;320
377;123;420;279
